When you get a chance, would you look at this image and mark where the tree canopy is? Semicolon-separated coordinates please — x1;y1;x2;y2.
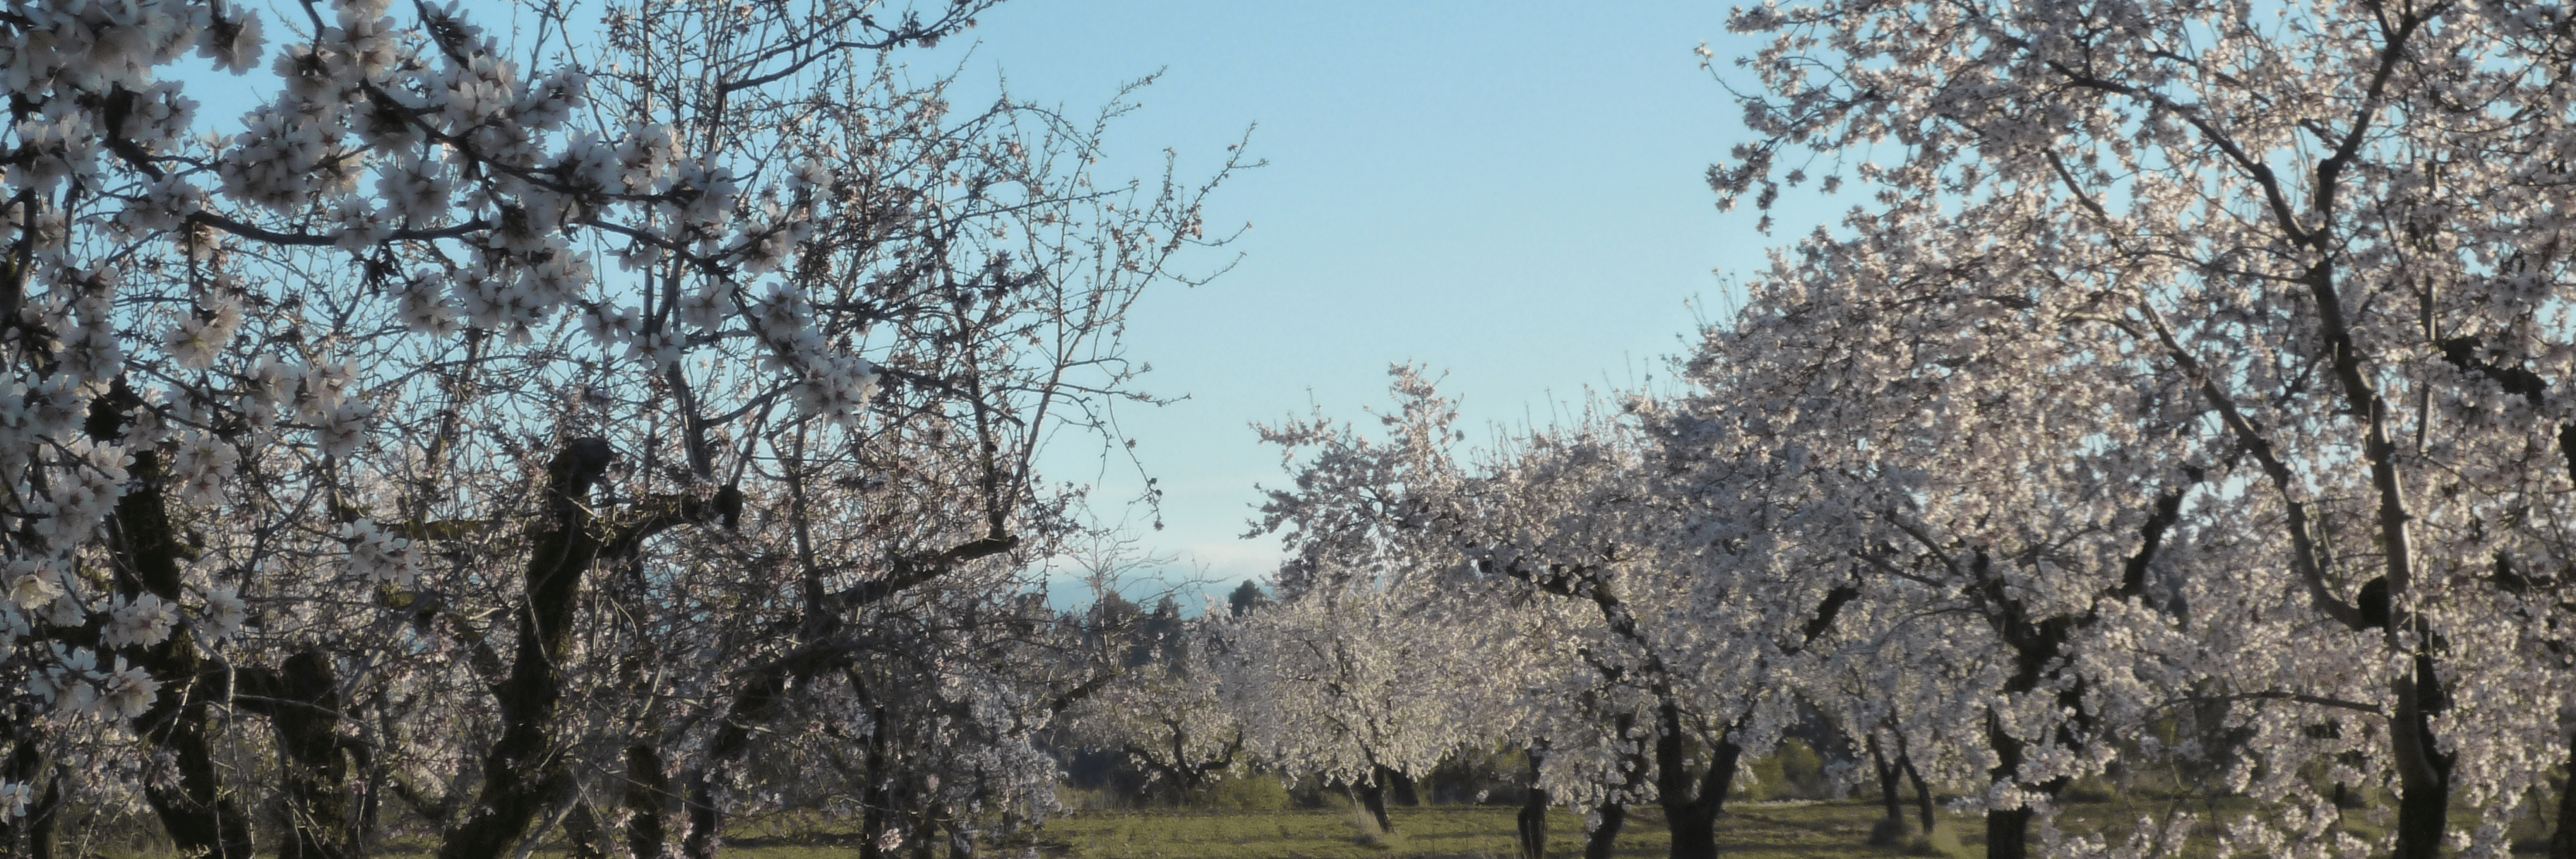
0;1;1241;857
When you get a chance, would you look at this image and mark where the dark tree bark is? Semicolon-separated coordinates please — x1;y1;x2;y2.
1960;478;2189;859
1984;712;2039;859
19;775;57;859
349;740;383;855
908;805;940;859
1691;738;1744;859
561;803;610;859
1124;725;1244;802
1981;665;2074;859
1517;750;1549;859
94;383;254;859
1355;766;1397;836
1871;738;1902;823
1866;737;1909;846
2443;350;2573;859
1902;755;1936;835
2392;651;2453;859
681;667;793;859
1583;802;1626;859
676;531;1011;859
2560;430;2576;859
1652;702;1740;859
626;743;672;859
1390;768;1421;807
437;439;614;859
1494;557;1854;859
430;441;739;859
254;651;353;859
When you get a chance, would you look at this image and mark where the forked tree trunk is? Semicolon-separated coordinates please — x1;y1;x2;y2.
681;668;795;859
438;439;615;859
1867;738;1909;846
1693;740;1744;859
1902;755;1936;834
349;740;383;855
1652;703;1739;859
1986;806;2034;859
1871;739;1903;823
909;805;940;859
18;776;57;859
1966;492;2176;859
1390;768;1421;807
1981;711;2075;859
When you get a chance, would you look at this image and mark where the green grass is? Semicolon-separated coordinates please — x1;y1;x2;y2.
1035;790;2570;859
1035;800;1994;859
60;788;2563;858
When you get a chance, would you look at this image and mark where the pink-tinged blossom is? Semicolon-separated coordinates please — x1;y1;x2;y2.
102;657;160;718
339;518;416;586
101;593;177;648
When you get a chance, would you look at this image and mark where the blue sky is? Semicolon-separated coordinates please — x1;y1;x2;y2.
910;1;1830;597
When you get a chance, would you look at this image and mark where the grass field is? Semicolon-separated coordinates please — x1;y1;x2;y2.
1032;801;1984;859
70;801;1956;859
1027;792;2563;859
66;790;2563;858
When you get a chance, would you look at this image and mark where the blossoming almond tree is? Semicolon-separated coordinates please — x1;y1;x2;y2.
0;1;1240;856
1212;584;1478;836
1653;297;2238;859
1475;406;1859;859
1243;371;1853;859
1712;0;2576;856
1232;369;1526;837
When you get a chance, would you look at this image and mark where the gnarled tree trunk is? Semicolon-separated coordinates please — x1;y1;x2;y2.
437;440;614;859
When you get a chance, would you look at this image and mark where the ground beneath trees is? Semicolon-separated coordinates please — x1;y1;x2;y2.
1033;802;1984;859
1022;793;2558;859
80;793;2551;858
